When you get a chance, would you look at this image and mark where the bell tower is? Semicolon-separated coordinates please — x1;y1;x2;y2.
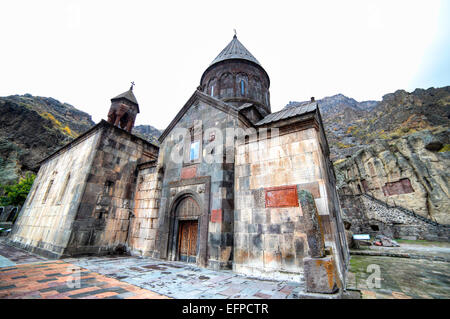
107;82;139;133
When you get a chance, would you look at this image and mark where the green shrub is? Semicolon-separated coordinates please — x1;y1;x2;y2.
0;173;36;207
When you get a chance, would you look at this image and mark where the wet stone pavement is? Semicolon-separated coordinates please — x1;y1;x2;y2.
0;240;306;299
65;256;306;299
0;260;167;299
2;239;450;299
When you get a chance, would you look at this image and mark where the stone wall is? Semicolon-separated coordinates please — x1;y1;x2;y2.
128;163;162;256
7;128;102;258
234;126;347;282
201;60;271;116
9;121;159;258
155;95;242;269
65;123;158;256
340;194;450;241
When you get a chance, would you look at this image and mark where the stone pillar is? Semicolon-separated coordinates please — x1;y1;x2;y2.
125;114;136;133
298;189;340;294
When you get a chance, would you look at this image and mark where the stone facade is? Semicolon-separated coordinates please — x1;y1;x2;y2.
234;115;348;283
153;93;247;269
8;121;158;258
7;35;349;295
128;162;161;256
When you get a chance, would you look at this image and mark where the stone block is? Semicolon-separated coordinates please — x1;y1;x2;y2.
304;256;340;294
265;185;299;208
297;181;321;198
211;209;222;223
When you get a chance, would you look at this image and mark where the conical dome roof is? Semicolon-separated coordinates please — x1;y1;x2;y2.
209;35;262;68
111;88;138;105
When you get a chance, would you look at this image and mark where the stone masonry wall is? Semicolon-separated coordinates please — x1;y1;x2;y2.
128;164;162;256
65;123;158;256
155;97;240;269
8;129;102;258
234;127;345;281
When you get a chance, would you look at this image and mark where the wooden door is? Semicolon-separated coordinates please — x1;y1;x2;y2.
178;220;198;263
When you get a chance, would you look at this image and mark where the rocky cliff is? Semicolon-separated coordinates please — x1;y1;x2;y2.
0;95;95;185
287;86;450;226
336;129;449;224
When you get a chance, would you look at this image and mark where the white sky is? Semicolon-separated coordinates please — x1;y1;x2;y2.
1;0;449;129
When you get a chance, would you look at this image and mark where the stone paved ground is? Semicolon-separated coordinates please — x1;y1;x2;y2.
65;256;306;299
0;239;306;299
2;239;450;299
347;255;450;299
0;240;46;265
0;260;168;299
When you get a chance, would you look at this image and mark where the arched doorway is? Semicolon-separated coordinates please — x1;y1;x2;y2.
175;197;200;263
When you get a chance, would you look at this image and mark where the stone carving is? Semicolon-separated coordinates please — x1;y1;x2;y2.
297;189;325;258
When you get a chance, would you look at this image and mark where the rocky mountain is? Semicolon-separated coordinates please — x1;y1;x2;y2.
287;86;449;225
336;129;450;224
0;94;161;186
0;95;95;185
287;86;450;162
132;125;161;145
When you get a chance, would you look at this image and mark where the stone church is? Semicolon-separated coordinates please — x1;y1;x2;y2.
8;35;349;294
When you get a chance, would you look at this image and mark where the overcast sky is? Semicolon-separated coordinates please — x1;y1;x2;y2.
1;0;449;129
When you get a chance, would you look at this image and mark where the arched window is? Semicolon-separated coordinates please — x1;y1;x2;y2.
57;173;71;204
208;77;218;97
42;180;54;204
236;73;248;97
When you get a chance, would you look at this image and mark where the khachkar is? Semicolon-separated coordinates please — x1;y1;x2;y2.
299;190;341;294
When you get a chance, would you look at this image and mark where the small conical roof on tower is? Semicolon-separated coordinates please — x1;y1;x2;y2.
111;85;138;106
111;83;139;113
209;34;262;68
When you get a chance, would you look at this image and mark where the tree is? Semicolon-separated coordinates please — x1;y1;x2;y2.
0;173;36;207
